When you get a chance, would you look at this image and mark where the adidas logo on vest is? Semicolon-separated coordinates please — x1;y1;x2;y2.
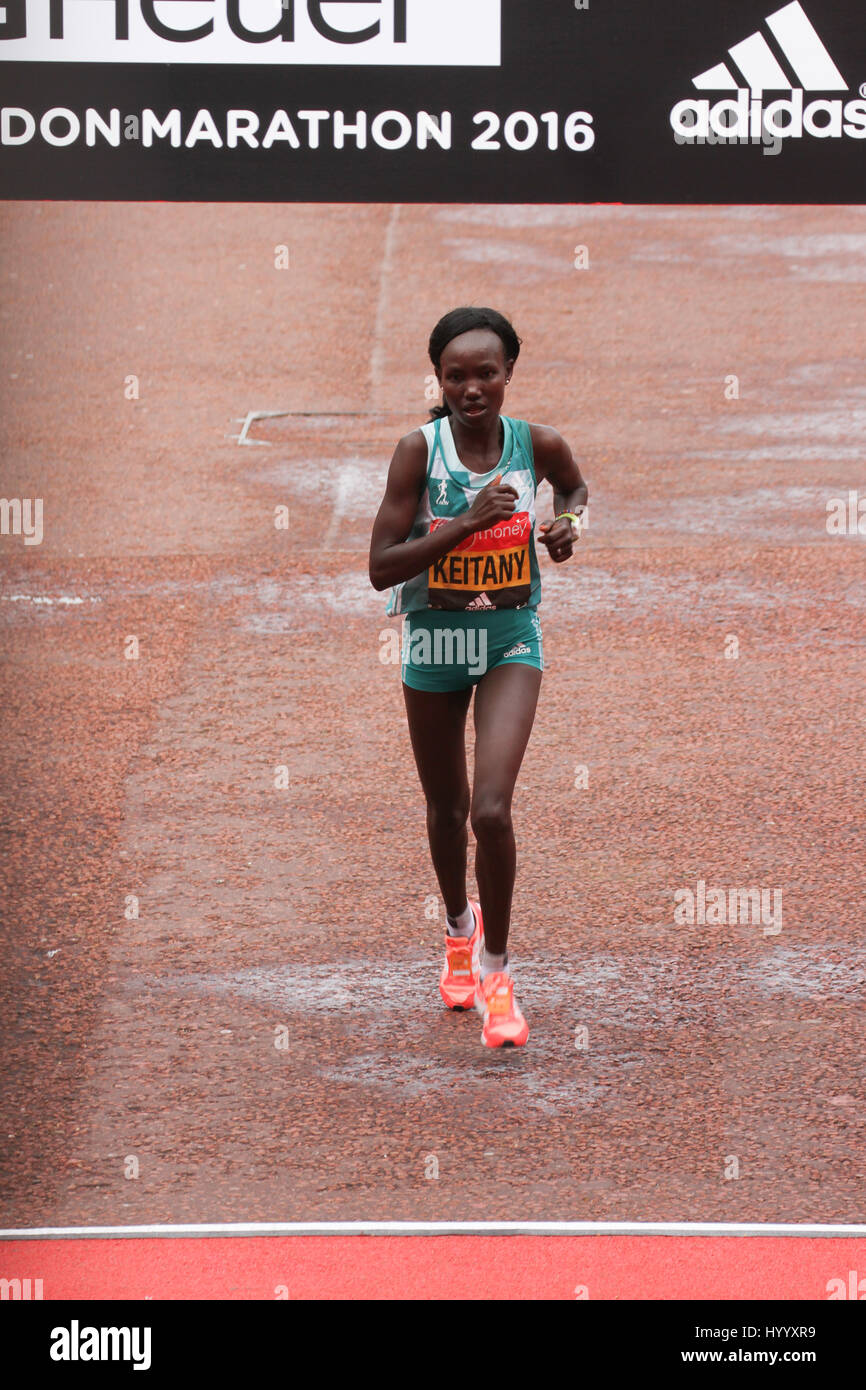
465;594;496;611
670;1;866;143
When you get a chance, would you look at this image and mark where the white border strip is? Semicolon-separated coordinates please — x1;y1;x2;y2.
2;1221;866;1240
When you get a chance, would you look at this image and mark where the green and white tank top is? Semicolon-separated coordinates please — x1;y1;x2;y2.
385;414;541;616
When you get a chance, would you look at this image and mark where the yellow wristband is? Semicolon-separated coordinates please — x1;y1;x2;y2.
554;510;585;536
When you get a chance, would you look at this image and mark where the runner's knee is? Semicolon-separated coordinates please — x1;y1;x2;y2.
427;798;469;837
470;794;512;841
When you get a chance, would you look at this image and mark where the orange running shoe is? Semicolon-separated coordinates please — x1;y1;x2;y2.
474;970;529;1048
439;902;484;1010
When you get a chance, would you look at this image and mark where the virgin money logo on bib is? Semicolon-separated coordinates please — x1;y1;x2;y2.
428;512;531;612
0;1;502;66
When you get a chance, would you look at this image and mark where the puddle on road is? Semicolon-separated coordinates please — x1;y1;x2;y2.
610;487;836;541
129;945;863;1111
713;406;866;445
0;594;93;604
317;1051;608;1114
740;946;866;1001
709;232;866;283
0;592;103;624
541;563;800;617
435;207;793;229
145;944;865;1019
250;455;385;507
443;236;567;280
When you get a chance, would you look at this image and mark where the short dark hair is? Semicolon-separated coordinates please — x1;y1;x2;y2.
427;307;522;420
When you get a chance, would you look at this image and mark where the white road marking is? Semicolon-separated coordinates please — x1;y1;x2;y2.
2;1221;865;1239
369;204;402;411
229;410;291;445
322;461;370;550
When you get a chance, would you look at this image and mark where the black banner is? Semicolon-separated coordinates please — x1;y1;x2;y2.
0;0;864;201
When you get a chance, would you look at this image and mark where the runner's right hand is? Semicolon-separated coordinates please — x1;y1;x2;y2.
463;474;518;535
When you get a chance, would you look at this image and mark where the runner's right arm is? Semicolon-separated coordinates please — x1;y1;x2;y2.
368;430;518;591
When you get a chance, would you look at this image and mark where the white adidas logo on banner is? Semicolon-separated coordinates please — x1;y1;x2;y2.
671;1;866;142
692;0;845;94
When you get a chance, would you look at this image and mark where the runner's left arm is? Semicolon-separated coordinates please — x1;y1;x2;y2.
530;425;589;564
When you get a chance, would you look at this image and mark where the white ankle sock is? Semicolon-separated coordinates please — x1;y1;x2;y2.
480;947;510;980
446;902;475;937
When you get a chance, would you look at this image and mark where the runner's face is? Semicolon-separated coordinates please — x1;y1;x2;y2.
437;330;513;426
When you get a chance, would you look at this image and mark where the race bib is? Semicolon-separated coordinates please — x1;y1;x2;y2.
427;512;532;611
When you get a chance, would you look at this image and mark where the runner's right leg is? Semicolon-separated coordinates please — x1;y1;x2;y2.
401;682;473;918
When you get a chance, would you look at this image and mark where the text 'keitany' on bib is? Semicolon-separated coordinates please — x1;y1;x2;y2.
427;512;532;611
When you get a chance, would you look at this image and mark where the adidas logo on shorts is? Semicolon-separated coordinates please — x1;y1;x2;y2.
503;642;532;658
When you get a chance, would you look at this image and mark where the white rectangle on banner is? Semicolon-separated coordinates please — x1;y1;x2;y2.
0;1;502;65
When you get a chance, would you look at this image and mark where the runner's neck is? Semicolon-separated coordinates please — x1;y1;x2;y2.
448;415;505;475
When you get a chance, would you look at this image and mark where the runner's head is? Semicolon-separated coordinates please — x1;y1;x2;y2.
428;307;521;424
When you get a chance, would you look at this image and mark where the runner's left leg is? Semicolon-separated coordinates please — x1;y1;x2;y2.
470;663;543;957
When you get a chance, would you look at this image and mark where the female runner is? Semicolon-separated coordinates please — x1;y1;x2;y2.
369;306;588;1047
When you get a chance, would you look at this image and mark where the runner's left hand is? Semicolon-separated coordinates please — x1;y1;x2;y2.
538;518;576;563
